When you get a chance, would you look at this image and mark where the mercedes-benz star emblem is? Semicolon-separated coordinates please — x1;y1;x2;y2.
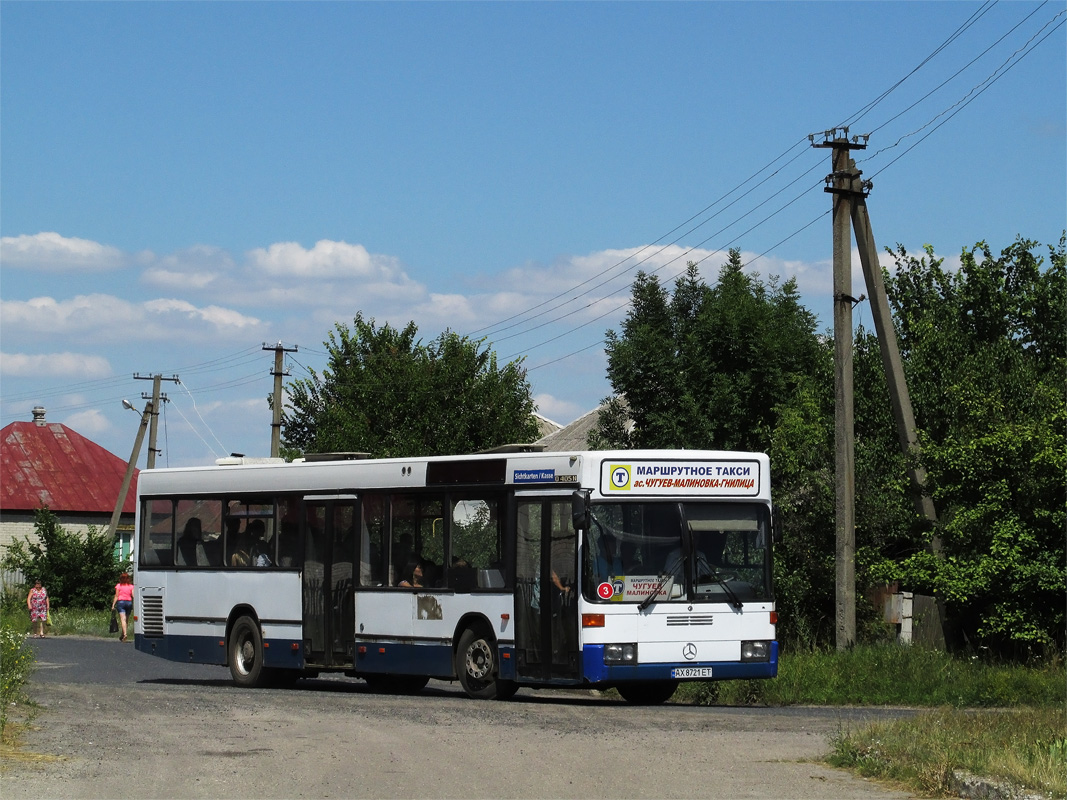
682;643;697;660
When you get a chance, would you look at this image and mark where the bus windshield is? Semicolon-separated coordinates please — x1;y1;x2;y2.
583;501;771;604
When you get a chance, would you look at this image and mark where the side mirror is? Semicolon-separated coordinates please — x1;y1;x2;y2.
771;505;783;544
571;490;591;531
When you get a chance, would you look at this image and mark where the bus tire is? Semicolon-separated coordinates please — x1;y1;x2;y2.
616;680;678;705
455;627;514;700
228;615;267;688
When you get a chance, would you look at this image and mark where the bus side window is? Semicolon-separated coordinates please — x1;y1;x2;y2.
276;497;302;569
141;498;174;566
449;497;505;588
360;494;386;586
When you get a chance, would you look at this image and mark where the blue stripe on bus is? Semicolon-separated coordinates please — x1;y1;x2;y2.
135;634;305;670
353;641;453;676
137;634;521;682
580;640;778;683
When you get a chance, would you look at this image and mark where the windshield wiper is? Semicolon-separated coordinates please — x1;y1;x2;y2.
638;573;673;611
702;570;743;610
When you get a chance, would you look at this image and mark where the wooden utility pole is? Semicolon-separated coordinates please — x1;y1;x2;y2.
263;342;297;458
814;127;941;650
134;373;178;469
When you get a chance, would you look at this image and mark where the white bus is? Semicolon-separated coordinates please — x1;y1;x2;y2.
133;448;778;703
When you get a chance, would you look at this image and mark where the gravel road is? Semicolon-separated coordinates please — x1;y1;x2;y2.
3;637;916;799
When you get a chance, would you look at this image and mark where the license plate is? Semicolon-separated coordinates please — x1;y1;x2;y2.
672;667;713;678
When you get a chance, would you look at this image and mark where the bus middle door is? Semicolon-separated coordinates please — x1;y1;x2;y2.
302;496;358;668
514;496;579;682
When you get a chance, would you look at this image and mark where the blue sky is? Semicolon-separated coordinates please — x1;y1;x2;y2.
2;1;1064;468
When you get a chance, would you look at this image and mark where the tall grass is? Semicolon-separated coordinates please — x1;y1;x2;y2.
674;644;1064;707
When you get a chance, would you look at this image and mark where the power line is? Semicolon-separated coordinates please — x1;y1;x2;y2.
865;11;1065;178
866;3;1058;142
465;137;814;341
499;6;1062;368
839;0;1001;130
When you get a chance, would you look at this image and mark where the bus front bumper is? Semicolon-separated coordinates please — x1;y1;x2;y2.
581;640;778;684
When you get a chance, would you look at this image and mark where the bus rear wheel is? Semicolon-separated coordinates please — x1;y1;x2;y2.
616;680;678;705
455;627;517;700
229;615;267;688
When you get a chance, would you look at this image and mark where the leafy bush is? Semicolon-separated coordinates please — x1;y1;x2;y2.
0;507;130;609
0;614;36;734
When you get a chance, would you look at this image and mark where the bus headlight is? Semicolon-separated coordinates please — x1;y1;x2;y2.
740;641;770;662
604;643;638;665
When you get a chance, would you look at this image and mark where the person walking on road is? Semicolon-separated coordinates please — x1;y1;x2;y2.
27;579;50;638
112;573;134;642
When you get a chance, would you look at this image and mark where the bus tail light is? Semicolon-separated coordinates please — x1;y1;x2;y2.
769;611;778;625
582;613;605;628
741;641;771;662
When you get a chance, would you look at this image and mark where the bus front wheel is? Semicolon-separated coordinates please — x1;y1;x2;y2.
455;627;517;700
229;615;267;688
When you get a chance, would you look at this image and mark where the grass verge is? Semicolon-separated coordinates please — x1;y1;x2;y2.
671;645;1065;798
829;707;1066;798
673;644;1064;707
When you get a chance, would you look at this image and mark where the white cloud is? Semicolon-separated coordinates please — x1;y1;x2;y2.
0;232;131;272
1;294;265;343
0;295;135;333
142;268;219;290
140;245;234;290
0;351;112;378
533;393;583;426
63;408;111;437
246;239;408;281
142;299;261;329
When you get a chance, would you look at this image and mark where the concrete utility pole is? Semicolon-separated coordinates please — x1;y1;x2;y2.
263;342;297;458
816;130;863;650
134;373;179;469
814;127;941;650
108;400;152;541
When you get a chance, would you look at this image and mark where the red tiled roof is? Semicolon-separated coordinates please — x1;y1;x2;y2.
1;420;138;515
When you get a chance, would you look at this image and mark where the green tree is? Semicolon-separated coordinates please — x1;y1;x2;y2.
283;313;541;458
1;508;128;609
594;252;836;647
868;235;1067;657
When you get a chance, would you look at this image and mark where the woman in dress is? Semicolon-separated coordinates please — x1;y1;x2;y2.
27;579;49;638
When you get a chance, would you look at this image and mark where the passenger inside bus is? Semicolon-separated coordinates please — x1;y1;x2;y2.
248;519;271;567
229;521;253;567
177;518;204;567
398;557;425;588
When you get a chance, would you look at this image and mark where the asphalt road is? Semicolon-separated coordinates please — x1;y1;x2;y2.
4;637;917;799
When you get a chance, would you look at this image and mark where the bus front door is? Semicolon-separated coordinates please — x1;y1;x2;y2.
514;497;580;682
302;498;357;668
